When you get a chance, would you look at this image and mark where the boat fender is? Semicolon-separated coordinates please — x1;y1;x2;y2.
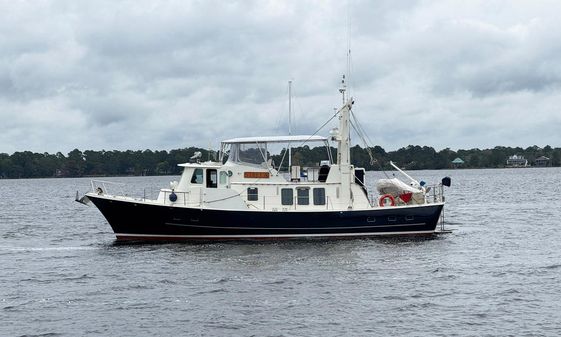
169;192;177;202
378;194;395;207
96;187;103;195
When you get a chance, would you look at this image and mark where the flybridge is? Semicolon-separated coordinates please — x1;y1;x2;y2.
220;135;333;170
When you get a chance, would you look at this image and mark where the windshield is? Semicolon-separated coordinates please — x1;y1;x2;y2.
227;143;268;166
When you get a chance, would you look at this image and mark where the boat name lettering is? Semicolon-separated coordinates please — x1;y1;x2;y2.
244;172;270;179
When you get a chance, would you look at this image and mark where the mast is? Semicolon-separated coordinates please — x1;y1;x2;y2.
288;80;292;169
338;3;353;208
336;75;353;208
338;75;350;166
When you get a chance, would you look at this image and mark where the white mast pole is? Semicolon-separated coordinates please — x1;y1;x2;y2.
288;80;292;169
337;75;353;208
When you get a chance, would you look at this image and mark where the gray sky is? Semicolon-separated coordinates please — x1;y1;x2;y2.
2;0;561;154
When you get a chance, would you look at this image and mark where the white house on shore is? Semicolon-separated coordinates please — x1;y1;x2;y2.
506;155;528;167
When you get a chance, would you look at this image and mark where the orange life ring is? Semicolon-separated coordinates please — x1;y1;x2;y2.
379;194;395;207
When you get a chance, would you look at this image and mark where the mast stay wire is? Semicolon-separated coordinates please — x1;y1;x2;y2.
275;107;339;173
343;2;388;179
295;109;340;149
350;109;390;179
278;2;381;176
278;98;389;180
273;80;295;174
273;82;290;133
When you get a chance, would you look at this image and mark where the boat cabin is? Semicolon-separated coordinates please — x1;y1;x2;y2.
158;135;371;211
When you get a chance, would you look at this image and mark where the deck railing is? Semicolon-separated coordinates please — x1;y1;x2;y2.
90;180;126;196
427;183;445;204
90;179;446;210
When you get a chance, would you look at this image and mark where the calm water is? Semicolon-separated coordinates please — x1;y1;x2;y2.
1;168;560;336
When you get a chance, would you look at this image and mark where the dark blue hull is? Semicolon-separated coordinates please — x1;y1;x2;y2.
87;195;444;241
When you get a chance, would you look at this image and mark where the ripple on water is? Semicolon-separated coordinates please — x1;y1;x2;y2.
1;171;561;336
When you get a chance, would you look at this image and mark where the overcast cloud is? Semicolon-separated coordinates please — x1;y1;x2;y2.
1;0;561;154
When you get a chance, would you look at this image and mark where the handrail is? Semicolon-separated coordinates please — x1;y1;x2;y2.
91;179;125;186
90;179;126;196
426;183;444;204
370;182;445;207
160;190;195;206
89;178;445;210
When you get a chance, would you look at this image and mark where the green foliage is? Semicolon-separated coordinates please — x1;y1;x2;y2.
272;144;561;171
0;145;560;179
0;147;213;178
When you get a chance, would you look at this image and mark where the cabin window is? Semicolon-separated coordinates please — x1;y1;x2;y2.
191;168;203;184
313;188;326;205
247;187;258;201
297;187;309;205
219;171;228;185
206;169;217;188
281;188;293;205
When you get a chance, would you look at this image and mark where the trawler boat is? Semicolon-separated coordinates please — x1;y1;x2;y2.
77;95;450;241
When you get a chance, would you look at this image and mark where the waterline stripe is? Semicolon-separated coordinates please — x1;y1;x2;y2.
115;230;435;240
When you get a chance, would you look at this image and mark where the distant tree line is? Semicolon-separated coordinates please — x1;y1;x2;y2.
0;145;560;179
0;148;215;179
273;144;561;171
